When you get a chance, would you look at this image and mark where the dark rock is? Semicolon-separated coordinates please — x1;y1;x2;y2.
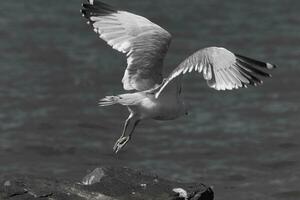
0;166;214;200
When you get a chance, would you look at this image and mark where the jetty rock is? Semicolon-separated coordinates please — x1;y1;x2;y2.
0;166;213;200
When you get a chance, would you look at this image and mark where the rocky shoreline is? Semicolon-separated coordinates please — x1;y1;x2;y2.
0;166;213;200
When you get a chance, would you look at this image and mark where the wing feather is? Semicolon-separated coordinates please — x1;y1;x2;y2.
81;0;172;91
155;47;275;98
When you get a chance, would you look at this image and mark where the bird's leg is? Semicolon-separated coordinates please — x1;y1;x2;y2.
113;116;131;152
119;115;131;138
113;114;140;153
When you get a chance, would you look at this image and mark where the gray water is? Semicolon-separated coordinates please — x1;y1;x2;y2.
1;0;300;199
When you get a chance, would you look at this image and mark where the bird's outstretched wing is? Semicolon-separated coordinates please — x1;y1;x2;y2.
155;47;276;98
81;0;172;91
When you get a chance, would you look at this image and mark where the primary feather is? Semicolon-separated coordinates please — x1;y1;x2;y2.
81;0;172;91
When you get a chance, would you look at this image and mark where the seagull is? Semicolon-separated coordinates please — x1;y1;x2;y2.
81;0;276;153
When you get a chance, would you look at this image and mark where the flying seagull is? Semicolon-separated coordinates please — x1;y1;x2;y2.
81;0;276;153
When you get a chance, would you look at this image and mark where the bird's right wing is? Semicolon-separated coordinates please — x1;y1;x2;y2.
155;47;276;98
81;0;172;91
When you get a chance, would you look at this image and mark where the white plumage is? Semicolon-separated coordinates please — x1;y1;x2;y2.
81;0;276;153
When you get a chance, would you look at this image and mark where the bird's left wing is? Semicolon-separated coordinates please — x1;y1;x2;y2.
81;0;172;91
155;47;276;98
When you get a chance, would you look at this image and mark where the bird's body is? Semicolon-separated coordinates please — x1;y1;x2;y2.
104;80;186;120
98;80;186;152
81;0;276;153
128;93;178;121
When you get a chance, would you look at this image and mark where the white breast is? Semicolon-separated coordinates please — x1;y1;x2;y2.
138;92;181;120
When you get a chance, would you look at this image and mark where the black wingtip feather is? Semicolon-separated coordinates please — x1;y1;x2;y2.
236;59;272;78
85;0;116;12
235;53;276;69
81;9;91;18
81;1;116;20
266;63;276;69
236;65;263;86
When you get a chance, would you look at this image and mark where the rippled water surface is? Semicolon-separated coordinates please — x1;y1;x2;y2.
0;0;300;199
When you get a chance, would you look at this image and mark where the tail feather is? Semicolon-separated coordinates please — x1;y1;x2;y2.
99;93;144;106
98;96;120;106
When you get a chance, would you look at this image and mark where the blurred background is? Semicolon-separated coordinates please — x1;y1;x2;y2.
1;0;299;199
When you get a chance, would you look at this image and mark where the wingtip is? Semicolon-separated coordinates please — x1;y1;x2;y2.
235;53;276;70
268;73;272;78
81;8;87;16
266;63;276;69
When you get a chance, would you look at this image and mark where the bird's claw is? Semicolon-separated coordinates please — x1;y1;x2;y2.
113;136;130;153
